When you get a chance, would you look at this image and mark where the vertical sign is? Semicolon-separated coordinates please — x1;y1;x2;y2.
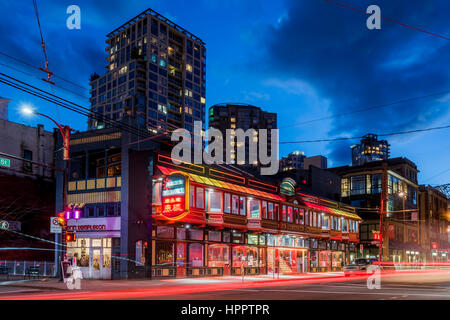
161;173;188;220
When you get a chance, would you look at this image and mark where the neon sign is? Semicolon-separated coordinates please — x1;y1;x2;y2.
161;173;188;219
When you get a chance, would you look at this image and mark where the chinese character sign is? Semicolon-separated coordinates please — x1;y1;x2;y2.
161;173;187;219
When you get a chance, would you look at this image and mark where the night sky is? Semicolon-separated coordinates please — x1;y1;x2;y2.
0;0;449;185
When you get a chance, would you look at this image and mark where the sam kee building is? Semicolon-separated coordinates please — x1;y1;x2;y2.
151;153;362;277
57;126;361;279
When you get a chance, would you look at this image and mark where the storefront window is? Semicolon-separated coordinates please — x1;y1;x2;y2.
247;234;259;245
232;195;239;215
274;204;279;221
223;232;231;243
305;210;309;225
188;229;203;240
208;230;221;242
224;193;231;213
177;227;186;240
189;243;203;267
156;242;174;266
208;189;222;212
232;232;244;244
267;234;278;246
282;205;286;222
232;246;258;267
196;187;204;209
259;235;266;245
239;196;246;216
208;244;229;267
248;199;260;219
157;226;174;239
67;238;90;267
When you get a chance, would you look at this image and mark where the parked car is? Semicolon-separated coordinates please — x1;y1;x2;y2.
344;258;376;276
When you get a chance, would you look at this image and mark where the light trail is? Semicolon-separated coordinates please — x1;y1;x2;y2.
3;269;449;300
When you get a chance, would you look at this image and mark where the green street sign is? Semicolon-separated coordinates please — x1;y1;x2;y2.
0;220;9;230
0;158;10;168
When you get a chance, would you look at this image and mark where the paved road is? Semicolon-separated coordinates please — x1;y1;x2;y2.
1;271;450;300
152;279;450;300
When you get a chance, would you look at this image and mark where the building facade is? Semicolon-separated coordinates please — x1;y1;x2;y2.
88;8;206;134
351;133;390;166
0;98;56;261
330;158;421;263
304;155;327;170
418;185;449;262
280;151;305;172
208;103;277;168
60;127;360;279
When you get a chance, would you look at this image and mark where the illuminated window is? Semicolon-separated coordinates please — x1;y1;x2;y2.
268;202;274;220
119;66;127;75
196;187;204;209
208;189;222;213
190;185;195;207
232;195;239;215
261;201;267;219
224;193;231;213
248;199;260;219
239;196;246;216
287;206;293;223
186;64;193;72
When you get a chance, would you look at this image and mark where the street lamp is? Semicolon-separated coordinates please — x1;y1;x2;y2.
22;105;71;279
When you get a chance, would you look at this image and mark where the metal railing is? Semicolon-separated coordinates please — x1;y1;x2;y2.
0;260;56;280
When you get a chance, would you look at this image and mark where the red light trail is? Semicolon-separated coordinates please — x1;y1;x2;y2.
3;269;449;300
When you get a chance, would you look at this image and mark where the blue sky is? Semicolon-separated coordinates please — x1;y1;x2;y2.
0;0;449;185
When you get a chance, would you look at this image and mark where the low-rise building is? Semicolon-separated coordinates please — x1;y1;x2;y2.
0;98;56;261
60;127;361;279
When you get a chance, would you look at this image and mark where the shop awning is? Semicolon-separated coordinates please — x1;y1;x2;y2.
157;166;285;202
304;201;362;220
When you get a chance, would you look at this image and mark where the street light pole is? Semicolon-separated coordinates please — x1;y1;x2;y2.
22;107;70;279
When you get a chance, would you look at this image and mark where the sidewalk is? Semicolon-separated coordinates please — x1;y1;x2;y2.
0;272;345;292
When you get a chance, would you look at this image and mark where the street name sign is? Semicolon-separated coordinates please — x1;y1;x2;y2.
0;158;10;167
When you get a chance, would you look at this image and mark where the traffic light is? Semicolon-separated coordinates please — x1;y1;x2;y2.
57;212;66;227
66;232;76;242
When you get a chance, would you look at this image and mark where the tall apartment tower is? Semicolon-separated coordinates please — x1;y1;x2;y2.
89;9;206;133
351;133;390;166
208;103;277;168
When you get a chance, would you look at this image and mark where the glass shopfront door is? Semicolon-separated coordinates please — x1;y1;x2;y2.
67;237;112;279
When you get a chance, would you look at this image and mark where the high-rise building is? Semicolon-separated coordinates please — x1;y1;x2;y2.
280;151;305;171
89;8;206;134
351;133;390;166
208;103;277;167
